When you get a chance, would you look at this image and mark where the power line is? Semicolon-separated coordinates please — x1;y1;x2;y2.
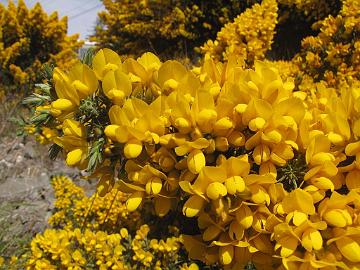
68;3;102;20
63;0;98;17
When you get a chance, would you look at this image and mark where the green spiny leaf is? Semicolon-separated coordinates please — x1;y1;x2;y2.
87;137;105;173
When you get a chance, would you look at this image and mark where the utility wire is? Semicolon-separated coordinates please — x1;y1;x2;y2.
63;0;98;17
68;3;102;20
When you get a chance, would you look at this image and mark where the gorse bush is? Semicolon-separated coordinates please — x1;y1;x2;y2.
92;0;261;59
0;0;82;94
22;45;360;269
0;175;200;270
202;0;359;91
201;0;278;66
293;0;360;89
92;0;342;62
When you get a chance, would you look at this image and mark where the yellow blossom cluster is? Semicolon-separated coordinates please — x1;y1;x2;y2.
277;0;341;23
48;175;141;231
200;0;339;64
0;175;199;270
92;0;259;58
294;0;360;89
0;0;82;93
24;44;360;269
201;0;358;92
201;0;278;65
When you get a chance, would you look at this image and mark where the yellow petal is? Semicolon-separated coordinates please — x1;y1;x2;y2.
63;119;85;137
253;144;270;165
213;117;233;135
92;48;121;79
228;131;245;147
345;170;360;189
292;211;307;226
206;182;227;200
145;177;162;195
235;205;253;229
262;130;282;143
301;228;322;251
102;70;132;103
215;137;229;152
174;117;191;134
249;117;266;131
104;125;119;141
249;185;270;205
345;141;360;156
124;139;143;159
197;109;217;133
137;52;161;71
259;162;277;179
336;236;360;262
279;236;298;257
51;99;75;111
183;195;206;217
187;149;206;174
203;225;222;242
323;209;352;227
126;191;144;212
154;196;171;217
229;220;244;240
219;245;234;265
225;176;245;195
66;148;84;166
282;189;315;215
310;152;335;166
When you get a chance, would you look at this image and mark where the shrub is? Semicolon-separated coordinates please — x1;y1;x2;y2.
201;0;342;65
0;0;83;94
201;0;278;66
0;175;199;270
22;47;360;269
91;0;261;59
293;0;360;89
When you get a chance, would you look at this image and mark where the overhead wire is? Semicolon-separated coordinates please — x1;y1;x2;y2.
62;0;98;18
68;3;103;21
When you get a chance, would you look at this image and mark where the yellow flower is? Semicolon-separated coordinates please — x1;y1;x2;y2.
327;227;360;263
318;192;354;227
92;48;122;80
51;62;98;119
53;119;88;167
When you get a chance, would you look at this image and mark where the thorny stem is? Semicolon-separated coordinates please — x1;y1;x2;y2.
277;153;307;192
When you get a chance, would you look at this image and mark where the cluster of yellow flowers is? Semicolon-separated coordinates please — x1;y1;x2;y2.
1;175;199;270
201;0;278;65
92;0;259;58
24;43;360;269
294;0;360;89
277;0;341;23
0;0;82;93
48;175;141;232
201;0;358;92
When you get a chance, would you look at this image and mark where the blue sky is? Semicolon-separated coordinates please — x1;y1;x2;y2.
1;0;104;39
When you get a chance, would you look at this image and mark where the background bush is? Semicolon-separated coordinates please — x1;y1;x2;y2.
92;0;261;59
0;0;83;95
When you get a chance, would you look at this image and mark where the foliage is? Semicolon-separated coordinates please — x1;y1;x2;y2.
293;0;360;89
201;0;278;66
22;45;360;269
0;175;200;270
0;0;82;94
201;0;342;64
92;0;261;59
